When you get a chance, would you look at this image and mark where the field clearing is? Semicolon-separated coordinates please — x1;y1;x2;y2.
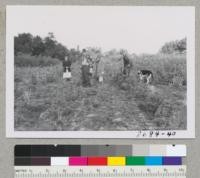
14;54;187;131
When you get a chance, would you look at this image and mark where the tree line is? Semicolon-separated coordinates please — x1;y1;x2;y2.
159;38;186;54
14;32;81;62
14;32;186;62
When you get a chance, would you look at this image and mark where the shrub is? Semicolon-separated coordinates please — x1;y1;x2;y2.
172;75;185;87
159;38;186;54
15;53;60;67
46;73;57;83
31;74;37;85
97;51;186;87
134;84;164;120
135;53;186;85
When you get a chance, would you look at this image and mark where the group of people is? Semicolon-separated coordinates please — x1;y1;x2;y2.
62;49;134;87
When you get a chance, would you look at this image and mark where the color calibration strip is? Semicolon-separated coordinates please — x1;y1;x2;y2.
14;145;186;178
15;144;185;166
15;144;186;157
15;156;183;166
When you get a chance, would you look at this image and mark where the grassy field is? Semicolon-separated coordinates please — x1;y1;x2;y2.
14;53;187;131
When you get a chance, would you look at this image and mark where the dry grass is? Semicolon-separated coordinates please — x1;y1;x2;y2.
15;54;60;67
14;53;187;131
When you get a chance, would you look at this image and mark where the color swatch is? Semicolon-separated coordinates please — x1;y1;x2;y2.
69;157;87;166
14;156;183;166
107;157;126;166
15;144;186;157
14;145;185;166
87;157;107;165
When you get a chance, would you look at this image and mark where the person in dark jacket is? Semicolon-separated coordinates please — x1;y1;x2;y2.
120;50;132;76
62;55;72;72
62;55;72;80
81;49;91;87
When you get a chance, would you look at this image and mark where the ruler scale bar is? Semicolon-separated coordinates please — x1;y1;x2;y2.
14;145;187;178
14;166;186;178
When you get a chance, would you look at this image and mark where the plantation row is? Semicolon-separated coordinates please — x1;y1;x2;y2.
14;54;186;130
15;52;186;88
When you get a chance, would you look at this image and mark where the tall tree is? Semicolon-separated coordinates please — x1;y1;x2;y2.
43;32;57;57
14;33;33;55
32;36;45;56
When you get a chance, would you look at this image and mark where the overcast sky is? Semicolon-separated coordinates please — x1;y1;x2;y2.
7;6;194;54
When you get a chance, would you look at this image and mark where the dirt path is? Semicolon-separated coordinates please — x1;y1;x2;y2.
15;75;186;131
64;82;147;131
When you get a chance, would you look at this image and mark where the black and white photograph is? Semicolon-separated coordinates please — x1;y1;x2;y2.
6;6;195;138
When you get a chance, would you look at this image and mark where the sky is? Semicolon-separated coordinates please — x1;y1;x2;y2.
7;6;194;54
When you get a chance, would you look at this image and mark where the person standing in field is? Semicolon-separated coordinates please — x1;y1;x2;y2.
81;49;91;87
88;56;94;77
120;50;132;76
94;55;101;81
62;54;72;81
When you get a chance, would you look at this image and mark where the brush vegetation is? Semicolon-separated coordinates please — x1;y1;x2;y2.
14;34;187;131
